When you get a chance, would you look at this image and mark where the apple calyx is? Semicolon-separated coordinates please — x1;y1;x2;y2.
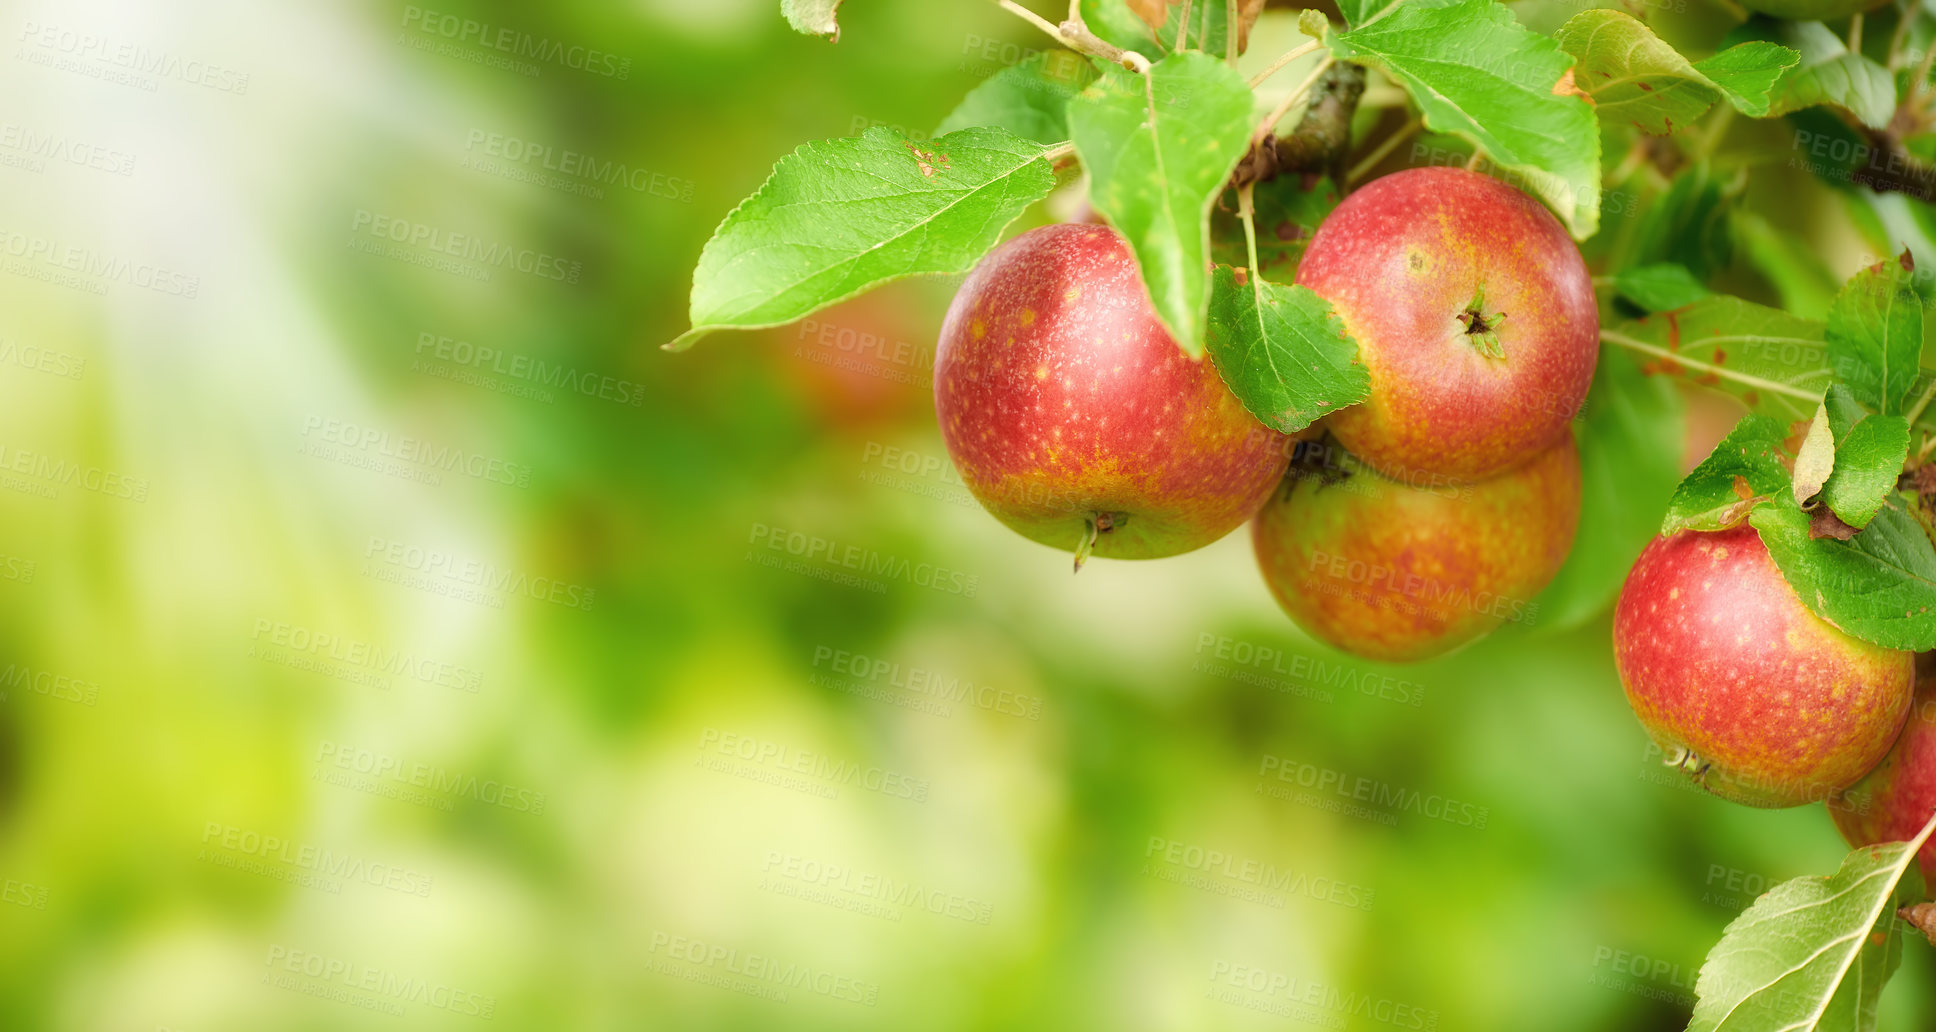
1456;286;1507;360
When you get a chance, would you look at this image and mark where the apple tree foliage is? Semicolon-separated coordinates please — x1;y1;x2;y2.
669;0;1936;1026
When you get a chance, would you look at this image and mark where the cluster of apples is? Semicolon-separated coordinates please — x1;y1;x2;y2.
932;167;1598;662
1614;510;1936;876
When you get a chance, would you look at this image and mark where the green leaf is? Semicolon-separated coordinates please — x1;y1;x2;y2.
1827;254;1925;416
1631;164;1733;281
1602;295;1830;423
1825;382;1868;439
1693;41;1801;118
669;126;1056;351
1207;175;1338;280
1080;0;1162;58
1735;210;1840;320
936;51;1099;144
1750;19;1897;130
1663;413;1792;534
1069;53;1256;356
1686;812;1936;1032
780;0;843;40
1203;267;1370;432
1329;0;1601;238
1793;403;1835;505
1144;0;1266;57
1823;413;1911;529
1551;11;1796;132
1615;262;1710;312
1335;0;1403;29
1554;10;1724;135
1750;496;1936;651
1533;346;1685;630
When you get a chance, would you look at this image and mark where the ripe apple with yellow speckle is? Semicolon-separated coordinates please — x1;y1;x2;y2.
1250;431;1581;663
934;223;1294;565
1613;526;1914;808
1832;677;1936;878
1296;167;1598;484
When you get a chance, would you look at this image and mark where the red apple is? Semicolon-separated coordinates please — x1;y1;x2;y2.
1250;431;1581;663
1296;167;1598;483
935;223;1291;562
1614;527;1914;808
1832;678;1936;878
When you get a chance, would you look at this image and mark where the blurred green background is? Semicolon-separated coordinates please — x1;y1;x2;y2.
2;0;1932;1029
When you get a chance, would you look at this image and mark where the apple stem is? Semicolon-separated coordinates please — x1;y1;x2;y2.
991;0;1148;72
1175;0;1192;53
1225;0;1238;63
1664;746;1710;779
1236;183;1262;283
1074;517;1099;573
1905;374;1936;427
1247;39;1322;89
1345;116;1422;186
1253;56;1336;146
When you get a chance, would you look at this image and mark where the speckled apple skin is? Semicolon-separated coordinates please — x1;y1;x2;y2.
1250;431;1580;663
1833;679;1936;879
1614;527;1914;808
935;224;1292;560
1296;167;1597;483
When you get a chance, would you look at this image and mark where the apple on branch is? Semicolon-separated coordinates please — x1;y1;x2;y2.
1296;167;1599;483
934;224;1294;567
